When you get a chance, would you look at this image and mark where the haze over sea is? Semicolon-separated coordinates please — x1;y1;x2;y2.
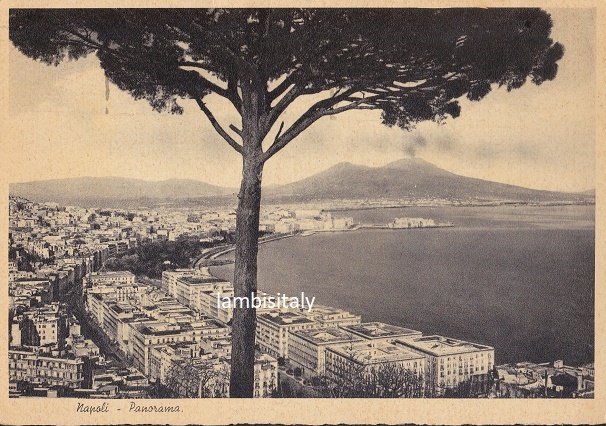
212;205;594;366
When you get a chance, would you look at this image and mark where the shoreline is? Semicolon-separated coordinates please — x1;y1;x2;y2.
202;222;456;274
195;232;299;265
202;222;455;264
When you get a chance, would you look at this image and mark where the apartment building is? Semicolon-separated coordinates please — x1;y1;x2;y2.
9;349;84;389
162;269;203;294
256;312;318;359
324;340;426;382
394;335;495;392
84;271;135;286
301;305;362;328
129;318;230;375
289;326;364;377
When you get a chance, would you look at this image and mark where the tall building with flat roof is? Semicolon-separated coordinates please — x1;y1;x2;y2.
129;318;230;375
394;335;495;393
325;340;425;382
84;271;135;286
162;269;203;295
256;312;317;359
301;305;362;328
166;273;230;310
289;326;364;377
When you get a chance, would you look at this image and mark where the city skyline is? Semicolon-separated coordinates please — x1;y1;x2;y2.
6;8;596;193
7;194;595;402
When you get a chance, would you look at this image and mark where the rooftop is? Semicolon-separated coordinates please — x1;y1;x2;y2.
292;327;364;345
258;311;316;326
395;335;493;356
341;322;422;340
327;340;425;365
179;277;226;285
136;322;181;336
166;341;198;350
9;348;82;362
109;303;136;314
88;271;135;278
305;305;359;318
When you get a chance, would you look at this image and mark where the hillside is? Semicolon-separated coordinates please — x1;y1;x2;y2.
264;158;588;202
10;176;235;207
10;159;592;207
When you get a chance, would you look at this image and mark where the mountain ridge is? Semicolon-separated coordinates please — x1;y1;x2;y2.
10;159;592;207
263;158;588;202
10;176;235;207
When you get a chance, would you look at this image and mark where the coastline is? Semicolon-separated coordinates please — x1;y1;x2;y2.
195;232;299;265
199;222;454;265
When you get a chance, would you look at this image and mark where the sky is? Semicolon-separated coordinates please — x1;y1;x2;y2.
6;8;596;192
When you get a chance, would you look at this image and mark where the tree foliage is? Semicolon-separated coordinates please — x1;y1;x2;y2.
164;358;229;398
103;235;208;278
10;8;563;157
318;363;425;398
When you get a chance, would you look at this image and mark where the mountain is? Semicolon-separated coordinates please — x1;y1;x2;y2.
10;176;235;207
10;159;592;208
264;158;590;202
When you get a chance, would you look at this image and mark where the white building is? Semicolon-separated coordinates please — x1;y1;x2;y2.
324;340;426;382
394;335;495;393
301;305;361;328
289;326;364;377
256;312;318;359
84;271;136;286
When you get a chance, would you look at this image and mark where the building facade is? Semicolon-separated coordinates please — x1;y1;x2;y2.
324;340;426;383
289;326;364;377
256;312;318;359
394;335;495;393
9;349;84;389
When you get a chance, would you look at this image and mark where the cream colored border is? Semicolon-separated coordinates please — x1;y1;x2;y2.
1;0;604;424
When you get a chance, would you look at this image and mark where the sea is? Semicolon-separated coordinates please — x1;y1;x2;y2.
211;205;595;366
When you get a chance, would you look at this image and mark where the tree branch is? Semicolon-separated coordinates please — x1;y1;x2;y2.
178;61;243;112
263;82;356;137
262;94;378;162
229;124;242;136
195;98;243;154
177;63;227;93
273;121;285;142
263;83;301;135
60;28;138;63
268;71;299;103
189;19;258;78
227;75;242;113
61;27;245;115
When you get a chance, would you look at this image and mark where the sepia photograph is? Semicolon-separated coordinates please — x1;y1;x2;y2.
1;3;603;425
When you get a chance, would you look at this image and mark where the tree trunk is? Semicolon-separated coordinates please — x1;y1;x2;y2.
229;77;265;398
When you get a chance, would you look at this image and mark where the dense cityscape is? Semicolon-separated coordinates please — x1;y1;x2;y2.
8;195;594;399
